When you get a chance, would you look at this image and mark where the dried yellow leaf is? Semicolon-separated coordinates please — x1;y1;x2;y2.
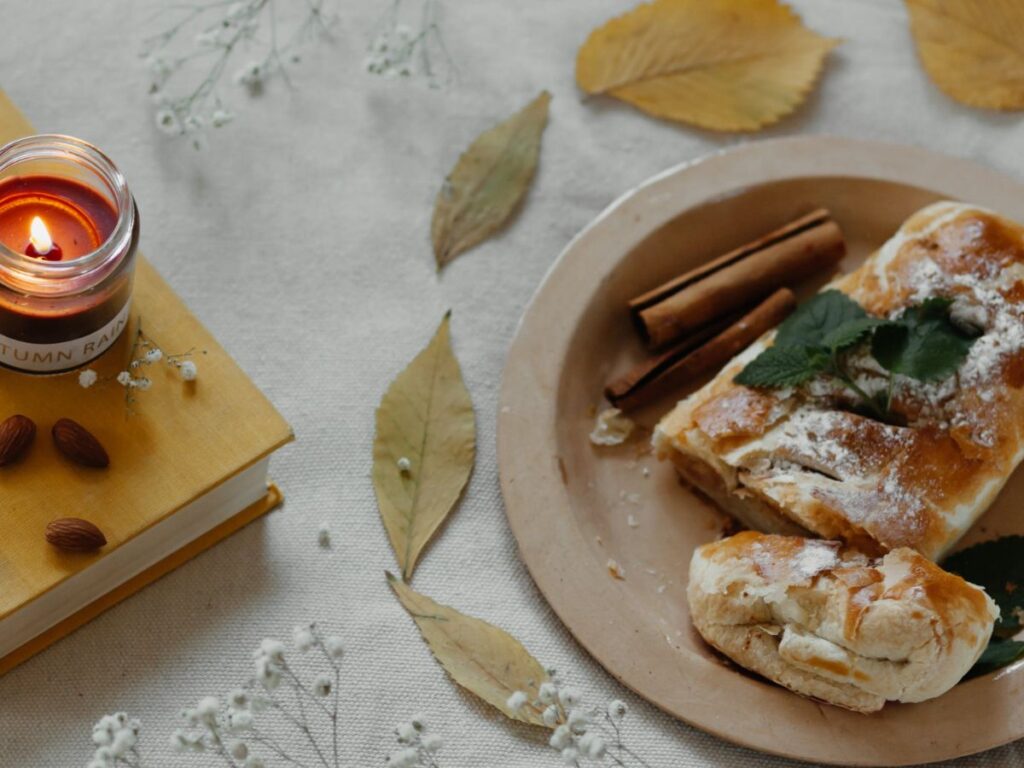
575;0;839;131
373;313;475;581
387;572;550;727
906;0;1024;109
431;91;551;268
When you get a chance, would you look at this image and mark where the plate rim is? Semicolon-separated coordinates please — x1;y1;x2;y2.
497;135;1024;766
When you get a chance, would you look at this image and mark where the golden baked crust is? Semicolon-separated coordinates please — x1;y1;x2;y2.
655;202;1024;560
687;532;997;713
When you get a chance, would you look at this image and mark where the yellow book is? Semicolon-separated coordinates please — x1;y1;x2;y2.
0;91;293;675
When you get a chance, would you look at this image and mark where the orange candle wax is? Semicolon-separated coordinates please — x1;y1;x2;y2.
0;175;118;261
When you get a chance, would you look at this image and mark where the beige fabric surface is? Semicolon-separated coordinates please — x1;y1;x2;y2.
1;0;1023;765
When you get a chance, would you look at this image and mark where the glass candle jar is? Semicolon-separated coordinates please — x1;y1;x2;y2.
0;135;139;373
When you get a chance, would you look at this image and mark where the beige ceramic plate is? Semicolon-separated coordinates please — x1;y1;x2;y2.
498;136;1024;766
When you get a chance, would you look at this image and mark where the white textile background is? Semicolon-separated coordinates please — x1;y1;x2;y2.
2;0;1024;765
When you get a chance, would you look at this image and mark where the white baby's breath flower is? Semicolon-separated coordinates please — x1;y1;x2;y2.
538;681;558;705
134;376;152;391
558;687;581;708
325;635;344;659
146;55;173;78
259;638;286;663
144;348;163;363
421;732;443;753
254;656;281;690
410;713;427;730
79;369;98;388
228;688;250;710
211;108;234;128
170;728;196;752
561;747;580;765
506;690;528;711
196;695;219;722
549;724;572;750
566;707;589;734
313;672;333;697
227;708;254;732
395;722;418;744
387;747;420;768
293;624;315;651
116;371;132;386
155;108;181;135
110;728;137;756
579;732;606;759
607;699;628;720
397;456;412;473
235;61;264;91
179;359;198;381
227;738;249;760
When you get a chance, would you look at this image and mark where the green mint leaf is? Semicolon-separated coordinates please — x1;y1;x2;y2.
871;297;979;382
774;290;869;348
965;639;1024;679
821;317;893;353
944;535;1024;635
734;346;829;388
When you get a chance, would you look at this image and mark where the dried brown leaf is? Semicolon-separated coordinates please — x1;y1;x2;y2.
387;572;550;726
906;0;1024;109
575;0;839;131
431;91;551;268
373;314;475;580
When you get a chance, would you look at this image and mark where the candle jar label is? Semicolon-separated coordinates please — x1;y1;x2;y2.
0;300;130;373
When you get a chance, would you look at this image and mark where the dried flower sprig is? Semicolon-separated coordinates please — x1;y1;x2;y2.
87;713;143;768
167;624;345;768
78;322;205;413
386;716;444;767
364;0;454;86
507;672;653;768
142;0;335;148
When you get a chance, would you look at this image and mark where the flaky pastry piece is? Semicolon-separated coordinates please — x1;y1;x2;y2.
655;202;1024;560
688;532;997;713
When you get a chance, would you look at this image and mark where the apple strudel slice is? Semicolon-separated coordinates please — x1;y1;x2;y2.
688;532;997;713
654;202;1024;560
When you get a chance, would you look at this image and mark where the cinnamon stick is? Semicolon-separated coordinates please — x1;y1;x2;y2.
632;210;844;350
606;288;797;410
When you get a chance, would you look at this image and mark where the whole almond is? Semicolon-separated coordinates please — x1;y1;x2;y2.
0;414;35;465
45;517;107;552
52;418;109;468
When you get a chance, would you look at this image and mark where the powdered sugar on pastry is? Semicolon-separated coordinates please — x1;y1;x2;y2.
654;202;1024;560
688;532;997;713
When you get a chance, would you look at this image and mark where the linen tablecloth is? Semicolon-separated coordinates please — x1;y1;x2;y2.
2;0;1023;765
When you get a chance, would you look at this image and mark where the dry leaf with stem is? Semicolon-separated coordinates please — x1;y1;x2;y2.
431;91;551;268
576;0;839;131
387;572;551;727
906;0;1024;109
373;313;475;581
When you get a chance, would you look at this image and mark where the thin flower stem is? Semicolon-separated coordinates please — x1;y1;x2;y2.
265;695;332;768
252;730;313;768
283;665;333;719
331;667;340;768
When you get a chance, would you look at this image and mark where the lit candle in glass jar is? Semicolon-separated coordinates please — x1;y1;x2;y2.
0;135;139;373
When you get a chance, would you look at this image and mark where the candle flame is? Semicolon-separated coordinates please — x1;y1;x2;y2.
29;217;53;255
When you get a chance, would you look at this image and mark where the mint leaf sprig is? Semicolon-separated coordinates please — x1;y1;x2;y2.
944;536;1024;678
734;291;981;422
